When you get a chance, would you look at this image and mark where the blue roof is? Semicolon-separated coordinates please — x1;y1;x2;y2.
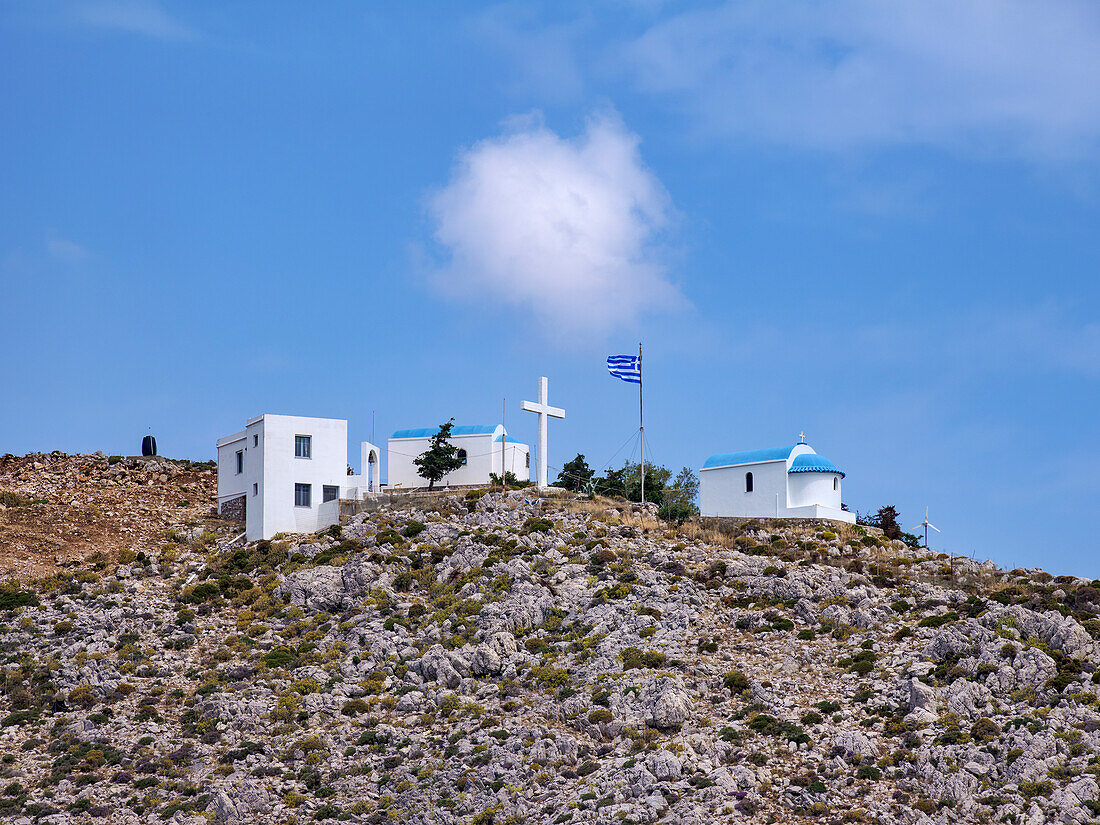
391;424;497;439
492;433;524;444
702;445;797;469
788;453;845;477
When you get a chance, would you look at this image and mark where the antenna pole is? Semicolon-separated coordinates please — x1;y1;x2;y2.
638;342;644;506
501;398;506;488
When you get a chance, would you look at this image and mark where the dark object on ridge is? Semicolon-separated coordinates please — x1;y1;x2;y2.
142;435;157;457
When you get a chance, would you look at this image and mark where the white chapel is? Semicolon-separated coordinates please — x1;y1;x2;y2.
387;424;529;490
698;439;854;523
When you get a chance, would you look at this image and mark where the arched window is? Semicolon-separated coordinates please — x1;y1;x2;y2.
833;477;838;491
745;472;753;493
457;449;467;466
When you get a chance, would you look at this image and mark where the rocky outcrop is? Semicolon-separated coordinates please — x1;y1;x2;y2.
2;480;1100;825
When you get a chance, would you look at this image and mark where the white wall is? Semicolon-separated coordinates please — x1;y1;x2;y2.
494;441;530;482
788;472;843;510
216;430;248;504
699;460;789;518
256;415;348;540
787;504;856;523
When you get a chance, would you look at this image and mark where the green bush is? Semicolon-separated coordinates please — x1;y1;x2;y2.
402;521;426;538
724;670;750;694
620;648;667;670
375;529;403;546
577;761;599;777
181;582;219;604
522;517;554;534
838;650;877;674
1019;781;1052;799
0;587;38;611
856;765;881;780
53;620;73;635
971;718;1000;742
747;713;810;745
529;666;570;689
341;699;369;716
917;612;959;628
588;709;613;725
0;490;30;507
263;647;295;669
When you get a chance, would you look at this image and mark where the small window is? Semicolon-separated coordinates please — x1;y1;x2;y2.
295;435;312;459
745;472;753;493
252;483;258;496
323;485;339;503
253;434;258;447
457;449;467;466
525;453;530;468
294;483;312;507
833;477;838;491
235;450;243;474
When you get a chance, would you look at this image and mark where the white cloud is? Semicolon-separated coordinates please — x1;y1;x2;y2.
45;234;89;264
616;0;1100;159
75;1;195;40
470;6;588;102
427;112;685;338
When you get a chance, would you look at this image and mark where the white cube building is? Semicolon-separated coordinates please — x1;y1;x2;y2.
216;414;381;541
699;442;854;523
387;424;529;490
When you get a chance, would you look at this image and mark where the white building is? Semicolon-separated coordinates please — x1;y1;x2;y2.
216;414;381;541
387;424;529;490
699;442;854;523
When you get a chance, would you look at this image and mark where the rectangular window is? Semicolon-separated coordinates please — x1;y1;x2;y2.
323;485;339;503
252;482;258;496
295;435;312;458
253;434;258;447
294;483;312;507
235;450;243;474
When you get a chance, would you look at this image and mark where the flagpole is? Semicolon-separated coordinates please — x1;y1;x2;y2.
639;341;644;506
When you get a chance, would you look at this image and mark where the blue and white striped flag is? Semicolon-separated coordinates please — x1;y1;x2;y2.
607;354;641;384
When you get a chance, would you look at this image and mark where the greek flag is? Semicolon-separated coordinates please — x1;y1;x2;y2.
607;354;641;384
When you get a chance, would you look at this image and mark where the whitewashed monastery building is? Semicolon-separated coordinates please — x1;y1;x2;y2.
387;424;529;490
216;414;381;541
699;441;854;523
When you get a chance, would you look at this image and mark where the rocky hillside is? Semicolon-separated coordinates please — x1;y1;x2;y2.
2;462;1100;825
0;452;218;580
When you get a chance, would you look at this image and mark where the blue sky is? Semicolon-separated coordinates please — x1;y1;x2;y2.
2;1;1100;576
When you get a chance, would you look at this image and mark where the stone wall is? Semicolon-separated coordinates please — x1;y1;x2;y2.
219;494;246;523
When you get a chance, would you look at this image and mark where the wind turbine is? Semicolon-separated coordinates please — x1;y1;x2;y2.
917;507;940;549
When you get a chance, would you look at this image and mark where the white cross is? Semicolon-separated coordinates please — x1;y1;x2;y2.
521;376;565;489
798;430;807;444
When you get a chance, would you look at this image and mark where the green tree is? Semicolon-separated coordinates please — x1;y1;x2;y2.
857;505;915;542
594;461;671;504
659;467;700;524
555;453;594;492
413;419;464;490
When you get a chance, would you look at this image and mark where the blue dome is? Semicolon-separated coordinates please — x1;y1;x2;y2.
788;454;845;477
